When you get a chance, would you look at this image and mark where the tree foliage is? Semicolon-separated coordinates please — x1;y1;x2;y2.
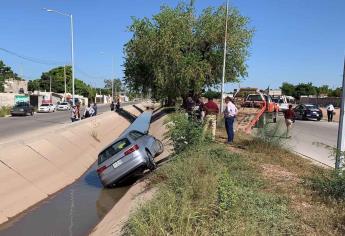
0;60;22;92
104;79;122;95
280;82;342;98
124;1;253;100
28;66;96;99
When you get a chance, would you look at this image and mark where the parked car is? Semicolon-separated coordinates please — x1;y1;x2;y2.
38;104;55;113
57;102;70;111
97;130;164;187
11;102;34;116
293;104;323;121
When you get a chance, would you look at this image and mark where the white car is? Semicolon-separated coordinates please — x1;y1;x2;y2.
57;102;70;111
38;104;55;113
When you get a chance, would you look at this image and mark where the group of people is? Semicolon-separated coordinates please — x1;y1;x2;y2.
70;103;98;122
110;98;121;112
186;96;238;144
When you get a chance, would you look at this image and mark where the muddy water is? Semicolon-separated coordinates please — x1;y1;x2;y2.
0;164;129;236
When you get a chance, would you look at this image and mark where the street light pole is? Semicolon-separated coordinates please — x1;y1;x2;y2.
220;0;229;114
64;65;67;101
70;14;75;106
336;56;345;170
44;8;75;106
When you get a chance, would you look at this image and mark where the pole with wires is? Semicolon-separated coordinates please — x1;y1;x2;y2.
336;56;345;170
220;0;229;114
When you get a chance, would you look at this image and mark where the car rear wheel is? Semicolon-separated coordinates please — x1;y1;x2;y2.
155;139;164;156
146;150;156;171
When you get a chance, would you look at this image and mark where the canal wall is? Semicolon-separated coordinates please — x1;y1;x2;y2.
0;106;141;224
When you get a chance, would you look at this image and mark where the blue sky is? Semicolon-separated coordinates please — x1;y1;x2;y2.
0;0;344;92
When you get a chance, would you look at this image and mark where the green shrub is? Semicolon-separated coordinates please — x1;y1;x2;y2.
164;112;204;153
0;106;11;117
308;170;345;199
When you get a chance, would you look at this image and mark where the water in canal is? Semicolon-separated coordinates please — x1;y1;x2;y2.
0;163;130;236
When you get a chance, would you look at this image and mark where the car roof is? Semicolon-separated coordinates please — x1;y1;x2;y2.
99;111;152;154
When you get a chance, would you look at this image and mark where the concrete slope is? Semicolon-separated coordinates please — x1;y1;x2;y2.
0;110;131;224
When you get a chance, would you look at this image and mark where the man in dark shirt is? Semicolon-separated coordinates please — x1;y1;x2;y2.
284;105;295;138
203;97;219;140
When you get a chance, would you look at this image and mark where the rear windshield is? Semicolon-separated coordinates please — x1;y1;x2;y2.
246;95;262;101
41;104;49;106
305;104;318;109
98;138;131;164
60;103;68;105
15;102;29;107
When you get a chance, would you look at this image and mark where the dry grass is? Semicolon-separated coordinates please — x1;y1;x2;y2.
224;127;345;235
125;118;345;235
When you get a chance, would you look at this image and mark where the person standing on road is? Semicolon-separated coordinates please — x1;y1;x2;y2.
223;97;238;144
203;97;219;140
93;103;98;116
83;103;94;118
284;104;295;138
110;101;115;111
71;105;79;122
116;98;121;111
327;103;335;122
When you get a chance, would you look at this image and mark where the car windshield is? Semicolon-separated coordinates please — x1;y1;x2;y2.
305;104;318;109
129;131;145;140
60;103;68;105
41;104;49;107
98;138;131;164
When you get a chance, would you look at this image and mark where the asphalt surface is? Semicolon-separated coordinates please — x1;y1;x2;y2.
287;119;338;167
0;102;136;143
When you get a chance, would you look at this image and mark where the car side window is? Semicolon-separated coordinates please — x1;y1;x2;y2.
129;131;145;141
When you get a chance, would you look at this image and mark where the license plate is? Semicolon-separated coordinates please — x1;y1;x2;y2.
112;159;123;169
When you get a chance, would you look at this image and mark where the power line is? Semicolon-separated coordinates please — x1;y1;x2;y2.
0;47;67;66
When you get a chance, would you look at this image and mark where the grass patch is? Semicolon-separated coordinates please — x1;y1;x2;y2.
125;114;345;235
0;106;11;117
125;144;298;235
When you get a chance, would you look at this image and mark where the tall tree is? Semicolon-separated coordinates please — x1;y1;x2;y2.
124;1;253;101
280;82;295;97
0;60;22;92
104;79;122;95
28;66;95;99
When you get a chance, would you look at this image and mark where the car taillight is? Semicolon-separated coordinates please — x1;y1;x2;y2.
124;144;139;156
97;166;107;174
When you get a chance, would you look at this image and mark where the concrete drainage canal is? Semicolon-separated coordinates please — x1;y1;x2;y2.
0;163;131;236
0;108;166;236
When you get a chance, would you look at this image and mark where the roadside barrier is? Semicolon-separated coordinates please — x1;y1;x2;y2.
0;108;133;224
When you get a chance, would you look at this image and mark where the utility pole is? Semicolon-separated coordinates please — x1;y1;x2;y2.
336;56;345;170
49;75;52;93
220;0;229;114
64;65;67;101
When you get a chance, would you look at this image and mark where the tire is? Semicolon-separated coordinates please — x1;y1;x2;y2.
146;150;157;171
155;139;164;156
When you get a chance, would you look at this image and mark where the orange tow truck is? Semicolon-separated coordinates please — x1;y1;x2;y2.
234;88;279;133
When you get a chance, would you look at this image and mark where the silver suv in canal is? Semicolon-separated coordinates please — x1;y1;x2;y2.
97;130;163;187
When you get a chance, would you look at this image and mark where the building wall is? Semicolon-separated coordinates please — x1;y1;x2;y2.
0;93;16;107
299;97;341;107
3;79;28;94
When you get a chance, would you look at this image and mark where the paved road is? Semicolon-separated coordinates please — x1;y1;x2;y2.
0;102;136;143
287;119;338;167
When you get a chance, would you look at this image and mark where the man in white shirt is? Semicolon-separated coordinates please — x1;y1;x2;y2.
327;104;335;122
223;96;238;144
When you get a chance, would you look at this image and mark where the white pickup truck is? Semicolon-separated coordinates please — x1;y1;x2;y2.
272;96;289;112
